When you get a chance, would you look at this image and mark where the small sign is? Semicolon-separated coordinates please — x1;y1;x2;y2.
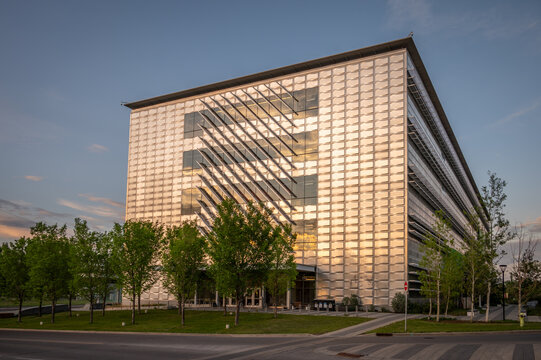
404;281;408;291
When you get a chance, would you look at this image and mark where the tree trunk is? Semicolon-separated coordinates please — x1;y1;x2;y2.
69;293;72;317
132;293;136;325
181;296;185;326
485;282;491;323
235;296;240;326
223;296;227;316
178;297;181;316
51;298;56;324
102;293;106;316
518;280;522;321
470;271;475;323
428;297;432;319
445;288;450;317
436;278;440;322
273;282;278;319
138;293;141;314
18;297;23;323
90;298;94;324
38;296;42;317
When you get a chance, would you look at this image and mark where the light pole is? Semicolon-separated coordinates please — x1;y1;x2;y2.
500;264;507;321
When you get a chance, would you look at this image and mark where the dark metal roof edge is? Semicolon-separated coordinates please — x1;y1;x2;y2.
405;41;486;218
123;37;413;110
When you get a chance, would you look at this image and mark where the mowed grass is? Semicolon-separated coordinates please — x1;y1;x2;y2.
369;319;541;334
0;309;370;334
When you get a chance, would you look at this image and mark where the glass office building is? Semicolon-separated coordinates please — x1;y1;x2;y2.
123;37;486;308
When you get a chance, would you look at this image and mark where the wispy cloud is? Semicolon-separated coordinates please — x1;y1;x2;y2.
0;100;67;145
24;175;43;182
78;194;124;208
87;144;109;153
386;0;434;31
525;216;541;234
385;0;541;40
0;198;71;242
493;96;541;127
58;198;123;219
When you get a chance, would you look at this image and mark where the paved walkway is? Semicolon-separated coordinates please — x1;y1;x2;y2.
322;313;423;336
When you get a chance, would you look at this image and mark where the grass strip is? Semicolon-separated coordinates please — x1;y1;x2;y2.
0;309;370;335
369;319;541;334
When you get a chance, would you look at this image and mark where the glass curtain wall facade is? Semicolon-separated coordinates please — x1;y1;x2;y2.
124;38;485;307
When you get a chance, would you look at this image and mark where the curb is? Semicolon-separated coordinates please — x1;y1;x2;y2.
0;327;315;337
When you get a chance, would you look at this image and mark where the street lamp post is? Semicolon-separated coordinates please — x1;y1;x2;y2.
500;264;507;321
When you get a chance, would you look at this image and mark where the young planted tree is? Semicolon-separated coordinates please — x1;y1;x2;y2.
162;221;206;326
419;211;452;322
111;220;163;325
207;199;273;326
264;223;297;318
26;222;71;324
97;231;114;317
480;172;511;322
0;237;29;322
70;218;105;324
463;213;486;322
511;225;541;317
440;249;463;316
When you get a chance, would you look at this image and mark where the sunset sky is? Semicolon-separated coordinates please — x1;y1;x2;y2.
1;0;540;262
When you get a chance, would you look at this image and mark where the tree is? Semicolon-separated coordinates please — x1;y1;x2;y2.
70;218;105;324
162;221;206;326
480;172;511;322
111;220;163;325
0;237;29;322
419;210;452;321
463;213;486;322
207;199;273;326
97;231;114;317
511;225;541;318
441;249;463;316
264;223;297;318
26;222;71;324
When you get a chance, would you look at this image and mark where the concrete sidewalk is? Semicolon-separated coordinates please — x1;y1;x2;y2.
322;313;422;337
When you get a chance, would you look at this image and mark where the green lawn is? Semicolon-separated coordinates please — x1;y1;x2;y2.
369;319;541;334
0;309;370;334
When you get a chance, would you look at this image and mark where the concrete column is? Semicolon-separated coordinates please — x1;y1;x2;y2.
194;290;198;306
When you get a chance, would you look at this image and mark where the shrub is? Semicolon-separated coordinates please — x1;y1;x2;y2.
392;293;405;313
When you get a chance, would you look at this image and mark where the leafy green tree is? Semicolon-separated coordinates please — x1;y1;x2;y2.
264;223;296;318
463;213;487;322
66;237;77;317
207;199;273;326
70;218;105;323
441;249;463;316
0;237;29;322
162;221;206;326
97;231;114;317
419;210;452;321
27;222;71;323
480;172;511;322
111;220;163;325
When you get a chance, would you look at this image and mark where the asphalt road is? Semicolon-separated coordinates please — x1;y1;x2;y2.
0;329;540;360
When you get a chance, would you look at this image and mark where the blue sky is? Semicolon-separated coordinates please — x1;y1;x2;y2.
1;0;540;257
